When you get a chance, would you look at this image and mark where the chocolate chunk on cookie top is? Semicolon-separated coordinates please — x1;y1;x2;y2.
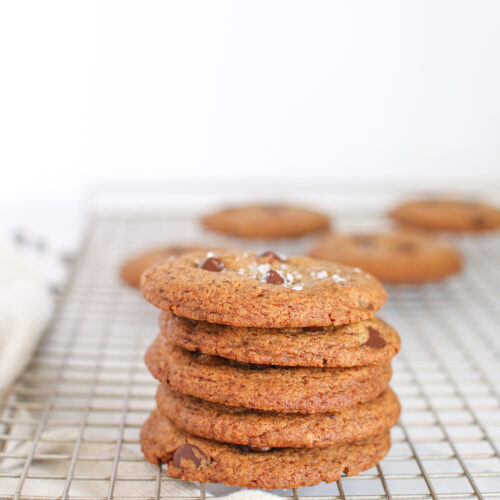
141;251;386;328
201;203;330;239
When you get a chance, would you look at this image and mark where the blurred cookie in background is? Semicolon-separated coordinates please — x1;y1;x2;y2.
121;246;206;287
389;199;500;232
201;204;330;239
310;232;462;284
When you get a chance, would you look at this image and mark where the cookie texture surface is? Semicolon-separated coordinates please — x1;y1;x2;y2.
310;232;462;284
389;199;500;232
145;335;392;413
121;246;204;287
160;312;400;367
141;251;386;328
156;385;400;448
201;204;330;239
141;410;391;489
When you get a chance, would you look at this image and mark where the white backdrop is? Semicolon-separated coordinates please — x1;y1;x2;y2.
1;0;500;203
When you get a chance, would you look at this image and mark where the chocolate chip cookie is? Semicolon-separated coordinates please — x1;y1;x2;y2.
201;203;330;239
159;312;400;367
141;409;391;489
145;335;392;413
156;385;400;448
141;251;386;328
310;232;462;283
121;245;204;287
389;199;500;232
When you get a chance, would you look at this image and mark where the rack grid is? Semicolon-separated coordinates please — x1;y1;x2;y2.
1;209;499;499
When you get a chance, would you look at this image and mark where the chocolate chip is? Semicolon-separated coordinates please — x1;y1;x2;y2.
240;445;272;452
359;296;373;310
354;236;374;249
199;257;224;272
362;327;387;348
172;444;207;470
266;269;284;284
397;242;417;253
472;214;486;228
259;250;286;262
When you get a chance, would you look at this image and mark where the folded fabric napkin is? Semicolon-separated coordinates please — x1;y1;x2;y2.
0;237;53;400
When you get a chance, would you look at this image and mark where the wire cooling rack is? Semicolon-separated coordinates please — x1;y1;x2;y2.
1;201;500;499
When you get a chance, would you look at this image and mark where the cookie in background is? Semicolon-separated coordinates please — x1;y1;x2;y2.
389;199;500;232
310;232;462;284
121;245;209;287
201;203;330;239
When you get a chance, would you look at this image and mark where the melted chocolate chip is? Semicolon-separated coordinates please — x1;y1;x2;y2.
199;257;224;272
266;269;285;284
240;445;272;452
172;444;207;470
259;250;286;262
362;327;387;348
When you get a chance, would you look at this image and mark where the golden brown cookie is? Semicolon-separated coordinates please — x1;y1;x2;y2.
310;232;462;284
141;410;391;489
156;385;400;448
389;199;500;232
201;203;330;239
121;246;204;287
159;312;400;367
145;335;392;413
141;251;386;328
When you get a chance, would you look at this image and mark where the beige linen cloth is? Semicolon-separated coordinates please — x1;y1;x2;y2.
0;238;278;499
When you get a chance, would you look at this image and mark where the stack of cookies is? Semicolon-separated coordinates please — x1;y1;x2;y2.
140;250;401;489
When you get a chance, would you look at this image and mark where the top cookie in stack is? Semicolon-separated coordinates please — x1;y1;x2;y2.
140;250;400;489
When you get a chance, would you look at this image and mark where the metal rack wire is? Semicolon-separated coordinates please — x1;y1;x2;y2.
1;207;500;499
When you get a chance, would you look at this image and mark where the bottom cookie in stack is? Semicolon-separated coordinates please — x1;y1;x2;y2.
141;409;393;489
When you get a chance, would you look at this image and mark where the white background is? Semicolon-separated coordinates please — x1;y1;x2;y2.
1;0;500;205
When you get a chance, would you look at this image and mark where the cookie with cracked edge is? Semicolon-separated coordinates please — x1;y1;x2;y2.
145;335;392;413
389;199;500;232
141;250;386;328
201;203;330;239
310;232;462;284
156;385;400;448
159;312;400;367
140;410;392;489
